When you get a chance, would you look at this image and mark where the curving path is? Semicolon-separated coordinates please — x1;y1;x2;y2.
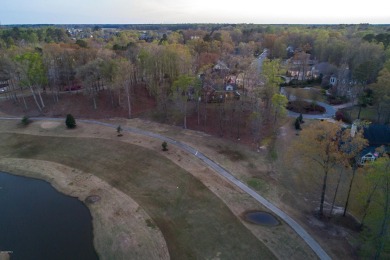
281;87;356;120
0;116;331;260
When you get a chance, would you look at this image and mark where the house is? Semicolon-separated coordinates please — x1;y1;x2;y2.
360;148;379;165
327;65;361;98
359;124;390;165
225;75;236;85
286;46;295;58
0;79;9;93
201;85;217;102
285;52;316;81
225;84;235;91
213;61;229;72
236;73;258;90
139;32;154;42
201;85;240;103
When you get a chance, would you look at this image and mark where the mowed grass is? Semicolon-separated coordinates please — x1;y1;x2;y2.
0;133;275;260
340;105;378;122
283;87;326;102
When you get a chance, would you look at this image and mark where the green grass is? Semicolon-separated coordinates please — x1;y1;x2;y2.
0;132;275;260
217;145;246;161
145;219;157;229
247;178;267;191
340;105;378;123
283;87;327;102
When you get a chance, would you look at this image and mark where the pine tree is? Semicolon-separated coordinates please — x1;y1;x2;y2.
65;114;76;129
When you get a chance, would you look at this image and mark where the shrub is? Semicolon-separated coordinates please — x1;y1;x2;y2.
269;148;278;160
335;110;352;124
162;141;168;151
328;95;349;105
295;117;301;130
117;125;123;136
65;114;76;129
76;39;88;48
21;116;31;126
247;178;265;191
298;113;304;123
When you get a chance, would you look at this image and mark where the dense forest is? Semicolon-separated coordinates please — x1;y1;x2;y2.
1;24;389;137
1;23;390;257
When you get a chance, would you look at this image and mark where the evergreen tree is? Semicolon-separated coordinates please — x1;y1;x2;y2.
65;114;76;128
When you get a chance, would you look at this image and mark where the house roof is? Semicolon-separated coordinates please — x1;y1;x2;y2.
213;61;229;71
314;62;337;75
364;124;390;147
360;146;379;157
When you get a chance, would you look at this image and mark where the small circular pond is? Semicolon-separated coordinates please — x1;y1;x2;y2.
243;211;280;226
0;172;98;260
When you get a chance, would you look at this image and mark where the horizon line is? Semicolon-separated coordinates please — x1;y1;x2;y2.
1;22;389;26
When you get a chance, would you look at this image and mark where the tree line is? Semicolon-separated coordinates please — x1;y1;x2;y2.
291;120;390;258
0;24;389;139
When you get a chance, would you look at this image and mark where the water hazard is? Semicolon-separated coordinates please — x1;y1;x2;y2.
244;211;280;226
0;172;98;260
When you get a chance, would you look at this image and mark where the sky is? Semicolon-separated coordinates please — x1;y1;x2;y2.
1;0;389;25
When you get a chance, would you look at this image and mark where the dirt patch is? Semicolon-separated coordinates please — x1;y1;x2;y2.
41;121;61;129
217;145;246;161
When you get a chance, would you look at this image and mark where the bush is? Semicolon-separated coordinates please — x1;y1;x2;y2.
162;141;168;151
295;117;301;130
117;125;123;136
21;116;31;126
269;148;278;160
328;95;349;105
298;113;304;123
335;110;352;124
76;39;88;48
65;114;76;129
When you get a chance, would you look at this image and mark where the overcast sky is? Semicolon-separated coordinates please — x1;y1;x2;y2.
1;0;389;25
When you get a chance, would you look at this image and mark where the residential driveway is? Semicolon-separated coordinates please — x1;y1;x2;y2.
280;87;356;120
0;117;331;260
287;99;337;119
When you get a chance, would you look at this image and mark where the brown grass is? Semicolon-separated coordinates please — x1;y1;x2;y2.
0;120;278;260
0;158;169;260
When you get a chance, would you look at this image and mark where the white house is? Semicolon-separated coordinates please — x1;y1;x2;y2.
360;151;378;165
225;84;234;91
213;61;229;71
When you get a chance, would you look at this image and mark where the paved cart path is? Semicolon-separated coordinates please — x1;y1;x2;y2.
0;117;331;260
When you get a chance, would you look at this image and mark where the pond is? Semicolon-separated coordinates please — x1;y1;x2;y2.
0;172;98;260
243;211;280;226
